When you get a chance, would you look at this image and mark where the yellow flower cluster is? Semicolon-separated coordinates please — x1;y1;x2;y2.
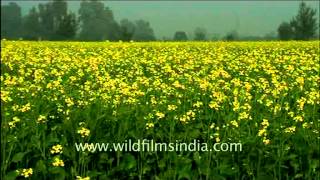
76;176;90;180
37;115;47;124
50;144;63;154
168;104;178;111
77;127;90;138
20;103;31;112
146;122;155;129
52;157;65;167
16;168;33;178
258;119;270;145
8;116;20;128
285;126;296;134
179;110;196;123
155;112;165;119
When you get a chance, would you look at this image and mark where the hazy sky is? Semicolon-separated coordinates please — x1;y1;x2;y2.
2;1;320;38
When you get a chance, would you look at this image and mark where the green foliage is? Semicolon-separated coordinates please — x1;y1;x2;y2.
1;2;22;39
174;31;188;41
290;2;318;40
277;2;318;41
132;20;156;41
278;22;294;40
194;27;207;41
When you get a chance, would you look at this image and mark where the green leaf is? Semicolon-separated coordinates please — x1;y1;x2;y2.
5;170;19;180
48;167;66;179
12;152;27;163
35;160;47;173
120;154;136;170
87;170;103;178
294;174;303;179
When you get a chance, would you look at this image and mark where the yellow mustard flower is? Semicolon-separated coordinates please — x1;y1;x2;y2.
52;157;65;167
17;168;33;178
50;144;63;154
77;127;90;137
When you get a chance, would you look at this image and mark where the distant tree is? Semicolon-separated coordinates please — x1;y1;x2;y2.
119;19;135;41
224;31;238;41
278;22;294;40
1;2;22;39
79;0;119;41
22;7;42;40
37;0;77;40
132;19;156;41
173;31;188;41
55;13;78;40
290;2;318;40
38;0;67;40
103;7;121;41
194;27;207;41
38;3;53;39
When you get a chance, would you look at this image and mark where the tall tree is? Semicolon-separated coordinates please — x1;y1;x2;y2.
224;31;238;41
278;22;294;40
290;2;318;40
22;7;42;40
1;2;22;39
79;0;119;41
119;19;135;41
132;19;156;41
37;0;76;40
173;31;188;41
55;13;78;40
38;3;54;39
194;27;207;41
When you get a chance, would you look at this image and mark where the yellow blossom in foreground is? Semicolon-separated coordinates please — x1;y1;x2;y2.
20;103;31;112
296;77;304;85
261;119;269;127
1;90;12;102
167;104;177;111
258;129;266;137
8;116;20;128
52;157;65;167
65;97;75;107
284;126;296;133
302;122;309;128
50;144;63;154
208;101;220;110
215;137;220;143
230;120;239;128
263;138;270;145
77;127;90;137
17;168;33;178
293;115;303;122
155;112;165;119
76;176;90;180
37;115;47;123
146;122;154;129
209;123;215;129
193;101;203;108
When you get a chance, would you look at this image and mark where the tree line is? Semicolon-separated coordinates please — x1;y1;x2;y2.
1;1;318;41
1;0;156;41
278;2;318;40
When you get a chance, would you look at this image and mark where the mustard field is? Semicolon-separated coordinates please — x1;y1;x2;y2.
1;41;319;179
